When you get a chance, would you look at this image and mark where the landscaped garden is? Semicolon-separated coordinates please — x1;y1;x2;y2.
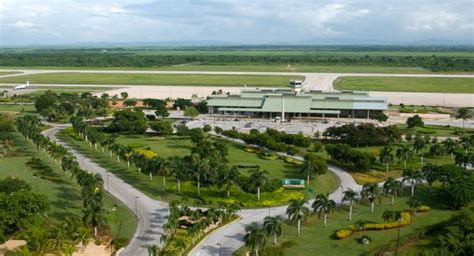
0;114;137;254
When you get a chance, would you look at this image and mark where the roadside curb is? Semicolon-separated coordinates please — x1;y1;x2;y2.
187;216;242;255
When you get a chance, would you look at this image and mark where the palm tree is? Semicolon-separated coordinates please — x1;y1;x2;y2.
361;183;381;213
300;153;326;184
169;156;185;192
408;198;422;216
286;199;309;237
159;158;171;188
217;165;239;198
383;177;402;205
342;189;358;221
312;193;336;227
190;154;210;196
379;146;394;172
421;163;438;191
442;138;458;160
147;245;160;256
402;168;423;197
396;144;413;168
456;107;472;128
224;203;241;221
249;168;268;201
413;137;426;164
243;223;267;256
263;216;283;245
429;143;445;162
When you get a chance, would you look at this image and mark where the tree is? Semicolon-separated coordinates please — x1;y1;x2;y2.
371;112;388;123
342;189;358;221
107;109;148;134
120;92;128;100
456;107;472;128
312;193;336;228
183;106;199;118
442;138;458;160
382;210;401;222
413;136;426;164
402;168;423;197
217;166;239;198
249;168;268;201
169;156;185;192
406;115;424;128
243;223;267;256
149;120;173;135
396;144;413;168
361;183;381;213
383;177;403;205
123;99;137;107
429;143;445;161
263;216;283;245
286;199;309;237
379;146;394;172
300;153;327;184
421;163;438;191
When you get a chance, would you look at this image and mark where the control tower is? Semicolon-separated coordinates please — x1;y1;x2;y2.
289;79;303;94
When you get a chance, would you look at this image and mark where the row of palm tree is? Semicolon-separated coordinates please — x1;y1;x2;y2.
17;115;107;238
378;135;473;172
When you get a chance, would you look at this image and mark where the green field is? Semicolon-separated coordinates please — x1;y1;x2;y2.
58;131;339;207
0;65;435;74
334;76;474;93
398;124;474;137
0;73;304;87
0;103;36;113
235;186;466;255
0;132;137;242
0;71;21;76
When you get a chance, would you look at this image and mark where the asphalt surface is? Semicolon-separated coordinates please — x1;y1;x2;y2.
42;125;168;256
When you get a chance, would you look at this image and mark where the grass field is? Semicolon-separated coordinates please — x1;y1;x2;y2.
397;124;474;137
234;186;465;256
0;132;137;242
333;76;474;93
0;71;21;76
0;103;36;113
0;73;304;87
58;131;339;207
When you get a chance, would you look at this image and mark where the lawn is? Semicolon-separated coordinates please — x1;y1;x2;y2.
397;124;474;137
0;132;137;243
234;186;465;256
58;131;339;207
0;73;304;87
0;103;36;113
333;76;474;93
0;71;21;76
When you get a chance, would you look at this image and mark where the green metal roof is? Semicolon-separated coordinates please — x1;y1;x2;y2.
261;96;312;113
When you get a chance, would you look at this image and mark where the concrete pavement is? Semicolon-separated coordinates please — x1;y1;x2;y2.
42;125;168;256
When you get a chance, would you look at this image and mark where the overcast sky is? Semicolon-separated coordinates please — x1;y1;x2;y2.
1;0;473;46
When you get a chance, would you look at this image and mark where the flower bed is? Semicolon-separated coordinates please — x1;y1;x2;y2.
284;157;303;166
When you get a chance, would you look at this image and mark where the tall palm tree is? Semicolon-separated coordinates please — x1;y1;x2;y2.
312;193;336;227
263;216;283;245
382;210;401;222
190;154;210;196
169;156;185;192
286;199;309;237
361;183;381;213
217;165;239;198
429;143;445;162
342;189;358;221
413;137;426;164
396;144;413;168
456;107;472;128
402;168;423;197
159;158;171;188
243;223;267;256
442;138;458;160
249;168;268;201
383;177;403;205
379;146;394;172
421;163;438;191
300;153;326;184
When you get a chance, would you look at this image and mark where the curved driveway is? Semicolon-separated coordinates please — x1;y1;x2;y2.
42;125;168;256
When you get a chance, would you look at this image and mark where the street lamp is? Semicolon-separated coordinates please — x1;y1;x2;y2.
135;196;139;216
217;243;222;256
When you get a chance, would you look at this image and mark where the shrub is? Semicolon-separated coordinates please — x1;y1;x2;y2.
149;120;173;135
135;149;157;159
214;126;223;134
336;229;353;239
308;141;324;152
416;206;430;212
244;147;260;153
284;157;303;166
203;124;212;132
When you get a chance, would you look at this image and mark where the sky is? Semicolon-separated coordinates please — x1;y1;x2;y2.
0;0;473;46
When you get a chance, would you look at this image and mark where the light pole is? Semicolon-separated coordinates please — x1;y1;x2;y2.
395;217;404;256
217;243;222;256
135;196;139;216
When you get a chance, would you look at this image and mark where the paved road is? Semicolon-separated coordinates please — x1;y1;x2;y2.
42;125;168;256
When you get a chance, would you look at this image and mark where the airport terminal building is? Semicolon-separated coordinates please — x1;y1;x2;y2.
207;81;387;120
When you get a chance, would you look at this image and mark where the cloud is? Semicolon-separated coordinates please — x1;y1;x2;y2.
8;21;34;28
0;0;472;46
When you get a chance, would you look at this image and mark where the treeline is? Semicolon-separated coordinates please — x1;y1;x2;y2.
324;123;402;147
220;128;311;154
1;51;473;71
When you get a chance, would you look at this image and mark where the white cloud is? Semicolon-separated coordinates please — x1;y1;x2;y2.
8;21;34;28
407;10;464;32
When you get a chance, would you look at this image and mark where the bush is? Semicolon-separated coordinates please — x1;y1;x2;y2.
284;157;303;166
406;115;424;128
214;126;223;134
417;206;430;212
336;212;411;239
203;124;212;132
336;229;353;239
244;147;261;153
308;141;324;152
149;120;173;135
